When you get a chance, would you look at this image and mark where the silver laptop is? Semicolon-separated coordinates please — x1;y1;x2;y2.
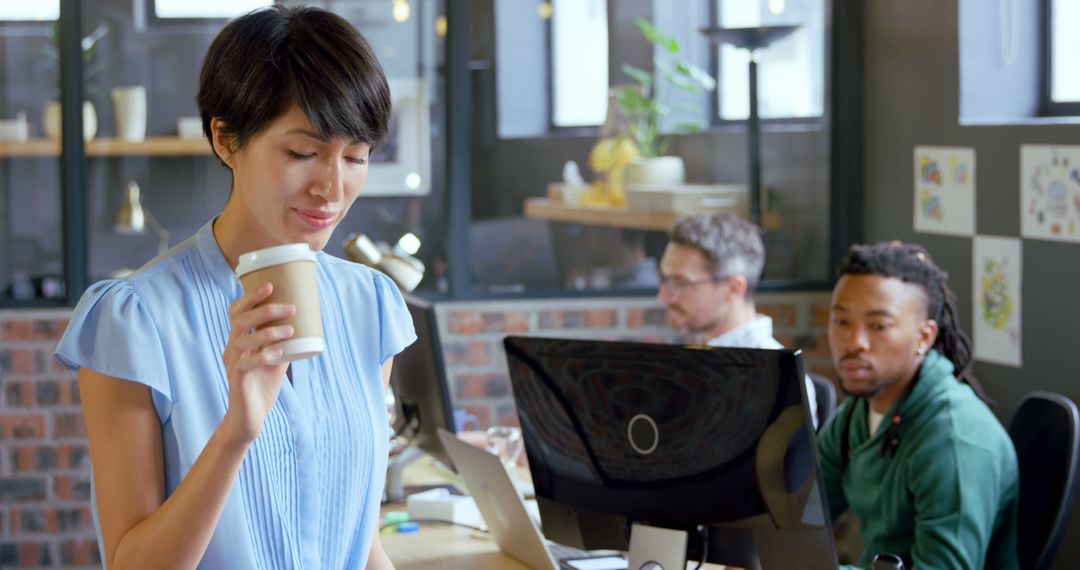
437;428;623;570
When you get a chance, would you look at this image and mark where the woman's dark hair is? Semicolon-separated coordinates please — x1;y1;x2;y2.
196;5;391;162
839;241;993;405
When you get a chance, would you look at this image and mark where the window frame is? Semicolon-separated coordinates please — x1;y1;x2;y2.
29;0;855;307
455;0;851;300
1041;0;1080;116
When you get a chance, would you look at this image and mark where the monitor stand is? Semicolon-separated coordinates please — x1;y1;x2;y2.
627;523;688;570
384;444;424;503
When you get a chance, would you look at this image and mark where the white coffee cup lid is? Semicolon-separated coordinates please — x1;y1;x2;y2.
236;243;317;278
267;337;325;364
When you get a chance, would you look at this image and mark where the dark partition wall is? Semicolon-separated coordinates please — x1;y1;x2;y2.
863;2;1080;567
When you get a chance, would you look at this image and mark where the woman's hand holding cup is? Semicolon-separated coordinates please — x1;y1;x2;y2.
221;282;295;446
225;243;324;446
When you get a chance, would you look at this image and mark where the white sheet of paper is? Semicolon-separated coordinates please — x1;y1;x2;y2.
562;556;628;570
972;236;1022;367
1020;145;1080;243
913;146;976;236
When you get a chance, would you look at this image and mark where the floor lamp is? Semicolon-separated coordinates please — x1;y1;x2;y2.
699;25;798;225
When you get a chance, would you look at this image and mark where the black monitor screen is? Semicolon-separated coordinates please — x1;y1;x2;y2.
390;294;456;468
504;336;834;567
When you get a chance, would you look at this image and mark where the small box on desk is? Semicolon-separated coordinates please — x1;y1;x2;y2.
406;488;483;528
626;183;747;216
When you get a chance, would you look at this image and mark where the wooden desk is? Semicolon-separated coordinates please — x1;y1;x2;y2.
381;514;731;570
380;456;530;569
380;457;731;569
380;514;532;569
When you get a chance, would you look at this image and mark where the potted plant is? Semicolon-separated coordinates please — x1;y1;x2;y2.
42;23;108;142
614;18;716;186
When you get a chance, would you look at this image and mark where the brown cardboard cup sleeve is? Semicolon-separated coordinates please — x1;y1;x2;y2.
236;243;324;364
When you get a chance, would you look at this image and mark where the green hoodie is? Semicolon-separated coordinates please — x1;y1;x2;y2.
817;350;1019;569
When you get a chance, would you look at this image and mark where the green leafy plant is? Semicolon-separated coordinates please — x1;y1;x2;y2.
614;18;716;158
43;22;109;99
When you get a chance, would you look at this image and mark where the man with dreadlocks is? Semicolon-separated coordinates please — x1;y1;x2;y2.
817;242;1018;569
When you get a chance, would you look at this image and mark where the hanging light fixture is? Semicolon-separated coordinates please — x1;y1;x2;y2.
537;1;552;20
392;0;410;23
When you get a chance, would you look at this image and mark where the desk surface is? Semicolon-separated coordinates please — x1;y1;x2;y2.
380;456;531;569
380;456;731;570
380;513;532;570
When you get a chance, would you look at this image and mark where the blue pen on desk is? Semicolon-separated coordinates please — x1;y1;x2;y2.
396;521;420;533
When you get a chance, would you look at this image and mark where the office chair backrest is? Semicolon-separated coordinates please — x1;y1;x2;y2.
808;373;838;430
1009;391;1080;570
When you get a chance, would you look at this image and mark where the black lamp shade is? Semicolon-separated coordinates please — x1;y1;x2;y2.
699;25;799;50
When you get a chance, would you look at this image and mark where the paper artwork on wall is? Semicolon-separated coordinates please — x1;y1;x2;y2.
972;236;1022;367
364;78;431;196
913;146;976;236
1020;145;1080;243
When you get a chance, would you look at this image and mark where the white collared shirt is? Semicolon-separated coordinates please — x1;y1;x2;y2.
706;315;821;428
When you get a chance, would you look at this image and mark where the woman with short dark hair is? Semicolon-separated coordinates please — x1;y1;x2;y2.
55;6;412;569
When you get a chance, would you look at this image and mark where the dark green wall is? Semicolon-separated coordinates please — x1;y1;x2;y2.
864;2;1080;567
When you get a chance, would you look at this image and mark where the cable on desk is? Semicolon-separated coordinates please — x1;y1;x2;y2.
692;524;708;570
379;518;488;534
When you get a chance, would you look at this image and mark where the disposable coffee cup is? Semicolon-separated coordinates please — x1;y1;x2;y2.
235;243;324;364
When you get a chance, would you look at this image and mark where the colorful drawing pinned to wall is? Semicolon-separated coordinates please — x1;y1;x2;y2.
913;146;975;236
920;155;942;185
980;259;1014;330
1021;145;1080;243
951;156;970;184
973;236;1022;367
920;190;942;220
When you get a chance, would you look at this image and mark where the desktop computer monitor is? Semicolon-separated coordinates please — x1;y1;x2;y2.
503;336;837;569
389;293;456;469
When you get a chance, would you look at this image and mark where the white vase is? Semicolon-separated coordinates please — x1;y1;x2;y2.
42;101;98;141
111;86;147;142
624;156;686;187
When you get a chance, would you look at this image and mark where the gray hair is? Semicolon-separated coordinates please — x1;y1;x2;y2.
669;213;765;292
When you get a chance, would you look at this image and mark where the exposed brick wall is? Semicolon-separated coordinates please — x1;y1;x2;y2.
0;292;832;568
435;291;835;429
0;310;98;570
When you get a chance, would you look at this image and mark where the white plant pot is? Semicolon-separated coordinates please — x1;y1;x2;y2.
624;156;686;187
42;101;98;141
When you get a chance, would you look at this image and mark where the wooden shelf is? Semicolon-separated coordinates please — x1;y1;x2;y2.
88;137;211;156
0;139;59;157
0;136;212;157
524;198;677;231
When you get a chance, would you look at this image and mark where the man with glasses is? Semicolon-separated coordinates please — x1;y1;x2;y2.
657;212;818;425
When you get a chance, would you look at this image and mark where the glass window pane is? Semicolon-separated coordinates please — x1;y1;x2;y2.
717;0;824;120
78;4;235;280
1052;0;1080;102
73;0;446;293
551;0;608;127
154;0;271;19
0;14;64;303
0;2;59;21
327;0;447;295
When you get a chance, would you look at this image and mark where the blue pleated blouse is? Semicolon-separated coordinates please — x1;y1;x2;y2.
55;219;416;569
